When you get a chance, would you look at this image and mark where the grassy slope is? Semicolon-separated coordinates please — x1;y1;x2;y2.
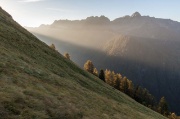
0;7;167;119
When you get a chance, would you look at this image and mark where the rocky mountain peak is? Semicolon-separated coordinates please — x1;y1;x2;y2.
131;12;141;17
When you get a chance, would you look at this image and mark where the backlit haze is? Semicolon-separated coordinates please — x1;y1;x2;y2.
0;0;180;27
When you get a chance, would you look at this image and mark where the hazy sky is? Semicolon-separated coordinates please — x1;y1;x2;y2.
0;0;180;27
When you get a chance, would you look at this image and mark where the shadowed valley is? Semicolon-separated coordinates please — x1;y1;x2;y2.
0;7;169;119
27;12;180;114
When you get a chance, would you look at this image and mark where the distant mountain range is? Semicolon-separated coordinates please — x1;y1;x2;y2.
27;12;180;114
1;7;168;118
27;12;180;43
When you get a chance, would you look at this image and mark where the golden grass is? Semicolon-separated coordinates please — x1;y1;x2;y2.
0;7;167;119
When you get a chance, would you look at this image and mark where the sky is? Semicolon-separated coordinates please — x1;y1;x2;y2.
0;0;180;27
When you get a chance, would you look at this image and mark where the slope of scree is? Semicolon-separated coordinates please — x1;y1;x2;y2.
0;7;167;119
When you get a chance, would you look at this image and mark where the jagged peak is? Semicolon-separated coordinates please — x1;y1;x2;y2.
131;12;141;17
84;15;110;24
86;15;110;22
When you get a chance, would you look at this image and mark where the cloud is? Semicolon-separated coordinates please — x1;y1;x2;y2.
18;0;45;3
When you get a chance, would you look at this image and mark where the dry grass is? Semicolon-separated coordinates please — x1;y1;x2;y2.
0;7;167;119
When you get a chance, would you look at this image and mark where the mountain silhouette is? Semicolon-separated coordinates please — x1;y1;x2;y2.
27;12;180;114
0;7;169;118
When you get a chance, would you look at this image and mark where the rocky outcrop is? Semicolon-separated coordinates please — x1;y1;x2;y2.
131;12;141;17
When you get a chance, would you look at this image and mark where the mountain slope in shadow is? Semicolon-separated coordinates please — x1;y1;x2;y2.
33;33;180;114
27;12;180;114
0;7;168;119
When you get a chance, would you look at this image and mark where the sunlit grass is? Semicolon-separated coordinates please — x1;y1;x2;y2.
0;7;168;119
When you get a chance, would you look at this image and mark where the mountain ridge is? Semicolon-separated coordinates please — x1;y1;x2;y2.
29;12;180;28
27;12;180;48
0;7;168;119
26;11;180;114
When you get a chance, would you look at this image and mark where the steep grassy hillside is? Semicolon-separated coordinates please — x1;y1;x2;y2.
0;7;167;119
27;12;180;114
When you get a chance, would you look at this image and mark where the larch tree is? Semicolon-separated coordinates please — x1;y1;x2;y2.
112;73;120;90
105;70;114;86
84;60;94;74
127;80;134;97
93;68;98;76
158;96;169;116
105;69;111;84
64;53;70;60
169;112;177;119
120;76;128;93
117;73;122;81
49;44;56;50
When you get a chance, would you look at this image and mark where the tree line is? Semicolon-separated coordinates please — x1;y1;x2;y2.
49;44;178;118
84;60;178;118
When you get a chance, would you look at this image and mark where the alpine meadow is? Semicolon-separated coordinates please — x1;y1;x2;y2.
0;0;180;119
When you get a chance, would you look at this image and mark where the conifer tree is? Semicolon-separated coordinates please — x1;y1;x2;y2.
105;69;112;84
93;68;98;76
127;80;134;97
158;97;169;116
109;71;116;86
169;112;177;119
50;44;56;50
117;73;122;80
134;86;142;102
120;76;128;93
113;73;120;90
84;60;94;74
99;69;105;82
64;53;70;60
